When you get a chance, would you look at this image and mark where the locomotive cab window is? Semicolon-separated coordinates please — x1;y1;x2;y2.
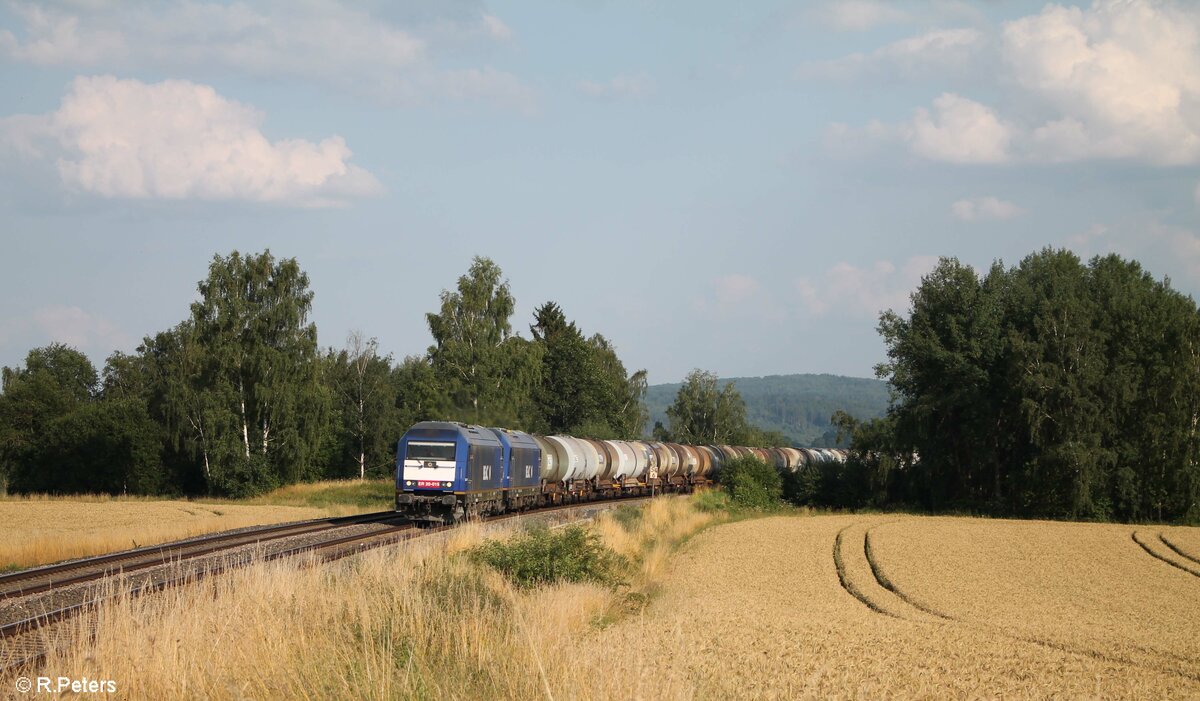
406;442;457;462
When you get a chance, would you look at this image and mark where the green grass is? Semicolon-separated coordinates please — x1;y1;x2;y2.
204;479;395;511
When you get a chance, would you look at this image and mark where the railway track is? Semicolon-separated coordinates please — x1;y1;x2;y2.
0;510;401;600
0;496;649;674
0;517;422;673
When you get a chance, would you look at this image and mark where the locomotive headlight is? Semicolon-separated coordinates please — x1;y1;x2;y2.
405;480;413;486
442;481;452;488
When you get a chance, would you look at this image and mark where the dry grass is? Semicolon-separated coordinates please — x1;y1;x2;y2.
0;481;389;570
11;503;1195;699
5;496;714;700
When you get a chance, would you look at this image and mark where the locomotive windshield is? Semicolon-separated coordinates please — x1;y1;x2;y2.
406;442;456;462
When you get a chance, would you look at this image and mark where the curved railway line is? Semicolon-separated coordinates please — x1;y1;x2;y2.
0;496;648;674
0;510;401;600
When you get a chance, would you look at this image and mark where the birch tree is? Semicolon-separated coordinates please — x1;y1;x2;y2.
327;331;400;479
426;256;517;423
189;250;327;496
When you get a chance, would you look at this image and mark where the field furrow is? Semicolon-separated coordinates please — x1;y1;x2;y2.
1132;530;1200;578
583;515;1199;699
832;521;906;619
867;518;1200;683
862;526;953;622
1161;530;1200;567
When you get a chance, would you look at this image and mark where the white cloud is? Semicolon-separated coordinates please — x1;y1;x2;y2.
1002;1;1200;164
905;93;1013;164
3;76;381;207
577;73;655;99
950;196;1025;222
798;28;983;80
818;1;910;31
795;256;939;318
835;1;1200;166
30;306;133;354
0;1;529;107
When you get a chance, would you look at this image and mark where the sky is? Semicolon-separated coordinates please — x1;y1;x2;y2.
1;0;1199;385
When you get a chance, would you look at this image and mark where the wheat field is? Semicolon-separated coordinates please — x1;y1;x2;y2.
584;514;1200;699
6;503;1198;699
0;481;388;570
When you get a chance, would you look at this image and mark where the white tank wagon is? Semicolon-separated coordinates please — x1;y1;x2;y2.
543;436;582;482
603;440;640;480
532;436;563;481
566;436;600;480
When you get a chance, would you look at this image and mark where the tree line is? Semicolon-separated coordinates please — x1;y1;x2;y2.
0;251;772;498
830;248;1200;523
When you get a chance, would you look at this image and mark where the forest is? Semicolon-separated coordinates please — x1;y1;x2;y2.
0;251;767;497
3;246;1198;524
830;249;1200;523
645;374;889;446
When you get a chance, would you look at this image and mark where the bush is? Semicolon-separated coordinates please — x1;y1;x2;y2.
470;524;626;589
692;488;733;513
780;466;820;506
718;456;782;510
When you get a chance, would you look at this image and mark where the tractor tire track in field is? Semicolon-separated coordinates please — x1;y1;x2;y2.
832;523;900;619
862;530;952;621
1132;531;1200;579
861;522;1200;684
1159;533;1200;568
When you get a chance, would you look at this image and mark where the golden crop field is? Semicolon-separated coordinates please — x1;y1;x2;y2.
585;514;1200;699
0;480;390;570
6;502;1198;699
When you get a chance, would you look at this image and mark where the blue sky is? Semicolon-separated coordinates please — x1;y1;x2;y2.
2;0;1198;384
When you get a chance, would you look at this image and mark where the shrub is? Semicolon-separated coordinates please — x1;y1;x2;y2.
692;488;733;513
470;524;626;589
718;456;782;510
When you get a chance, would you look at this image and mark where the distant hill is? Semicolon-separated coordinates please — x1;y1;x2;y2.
644;374;891;447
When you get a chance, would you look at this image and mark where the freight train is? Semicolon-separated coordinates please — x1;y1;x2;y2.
394;421;847;524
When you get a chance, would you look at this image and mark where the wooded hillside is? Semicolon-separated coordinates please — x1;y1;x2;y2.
646;374;889;446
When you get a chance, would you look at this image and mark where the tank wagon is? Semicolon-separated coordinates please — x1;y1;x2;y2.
395;421;851;523
397;421;770;523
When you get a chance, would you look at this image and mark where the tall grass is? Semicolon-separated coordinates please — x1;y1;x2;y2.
24;496;715;700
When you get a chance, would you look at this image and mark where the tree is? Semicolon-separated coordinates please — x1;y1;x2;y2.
872;248;1200;522
529;301;648;437
587;334;649;438
0;344;99;493
426;257;545;428
140;323;226;493
426;256;518;423
188;250;328;496
531;302;598;432
662;369;749;445
327;331;400;479
393;355;449;432
876;257;1007;511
